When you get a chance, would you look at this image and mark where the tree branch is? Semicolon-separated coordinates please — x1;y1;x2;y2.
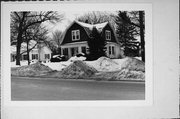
20;43;38;55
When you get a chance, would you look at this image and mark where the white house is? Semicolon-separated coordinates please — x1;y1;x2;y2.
11;40;52;62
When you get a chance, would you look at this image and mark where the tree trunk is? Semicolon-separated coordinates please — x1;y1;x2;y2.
139;11;145;62
38;42;41;62
16;32;23;65
26;40;30;65
16;12;27;65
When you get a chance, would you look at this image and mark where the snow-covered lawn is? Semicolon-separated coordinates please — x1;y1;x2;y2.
42;61;72;71
11;57;145;81
11;57;143;72
11;61;33;67
86;57;128;72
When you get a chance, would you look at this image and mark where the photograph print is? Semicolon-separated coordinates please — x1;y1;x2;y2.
11;10;145;100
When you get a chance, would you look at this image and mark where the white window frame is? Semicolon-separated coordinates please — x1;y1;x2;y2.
72;30;80;41
109;45;115;55
32;54;38;60
45;54;50;59
105;30;111;40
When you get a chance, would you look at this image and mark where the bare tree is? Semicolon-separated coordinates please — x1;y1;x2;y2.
11;11;64;65
51;30;64;54
21;25;49;65
76;11;116;28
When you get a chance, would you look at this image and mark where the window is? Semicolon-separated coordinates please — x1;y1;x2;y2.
32;54;38;60
45;54;50;59
22;54;28;60
70;47;78;56
105;30;111;40
11;54;16;62
109;46;111;55
72;30;80;41
109;46;115;55
81;46;86;54
63;48;68;56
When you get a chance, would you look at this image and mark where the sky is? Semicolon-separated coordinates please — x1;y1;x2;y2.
43;11;117;37
43;11;90;37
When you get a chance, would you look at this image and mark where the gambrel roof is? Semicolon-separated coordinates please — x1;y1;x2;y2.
61;20;119;45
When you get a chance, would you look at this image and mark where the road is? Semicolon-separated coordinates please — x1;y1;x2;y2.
11;77;145;100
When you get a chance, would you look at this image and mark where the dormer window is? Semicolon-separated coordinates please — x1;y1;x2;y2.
105;30;111;40
72;30;80;41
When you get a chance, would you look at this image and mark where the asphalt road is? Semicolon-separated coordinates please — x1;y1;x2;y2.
11;77;145;100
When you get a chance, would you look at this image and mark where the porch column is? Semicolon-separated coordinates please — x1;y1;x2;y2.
68;47;71;58
61;48;63;55
78;46;81;53
106;45;109;57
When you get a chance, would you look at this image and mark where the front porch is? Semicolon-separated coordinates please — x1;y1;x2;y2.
60;41;88;59
60;41;122;59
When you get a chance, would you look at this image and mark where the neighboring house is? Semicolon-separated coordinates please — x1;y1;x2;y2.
11;40;52;62
60;20;122;59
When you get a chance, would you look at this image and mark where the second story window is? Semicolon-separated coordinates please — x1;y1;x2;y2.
105;30;111;40
72;30;80;41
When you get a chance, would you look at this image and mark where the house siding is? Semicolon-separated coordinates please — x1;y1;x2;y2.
60;21;122;59
11;43;52;62
102;24;117;43
61;42;88;58
61;23;90;45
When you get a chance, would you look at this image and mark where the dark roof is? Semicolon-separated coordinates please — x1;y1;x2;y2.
75;21;108;36
60;20;119;44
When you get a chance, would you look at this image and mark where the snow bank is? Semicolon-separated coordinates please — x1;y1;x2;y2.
11;60;38;67
121;57;145;72
42;61;72;71
11;56;145;81
87;57;145;81
113;57;145;80
86;57;128;72
11;62;53;76
68;56;86;62
112;69;145;81
55;60;98;79
11;61;28;67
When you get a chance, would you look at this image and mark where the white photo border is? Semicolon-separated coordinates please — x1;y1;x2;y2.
2;1;178;119
2;2;153;107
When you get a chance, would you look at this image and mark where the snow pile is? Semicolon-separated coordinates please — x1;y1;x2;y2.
112;57;145;80
111;69;145;81
68;56;86;62
42;61;72;71
94;57;119;71
11;62;53;76
89;57;145;81
11;56;145;81
11;60;38;67
57;60;98;79
11;61;28;67
121;57;145;72
86;57;127;72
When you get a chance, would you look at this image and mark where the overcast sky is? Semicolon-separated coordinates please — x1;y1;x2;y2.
43;11;117;37
43;11;91;37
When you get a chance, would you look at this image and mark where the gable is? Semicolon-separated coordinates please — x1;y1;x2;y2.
101;23;117;43
61;21;118;45
61;22;89;45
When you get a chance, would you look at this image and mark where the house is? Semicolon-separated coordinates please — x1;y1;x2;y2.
60;20;122;59
11;40;52;62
